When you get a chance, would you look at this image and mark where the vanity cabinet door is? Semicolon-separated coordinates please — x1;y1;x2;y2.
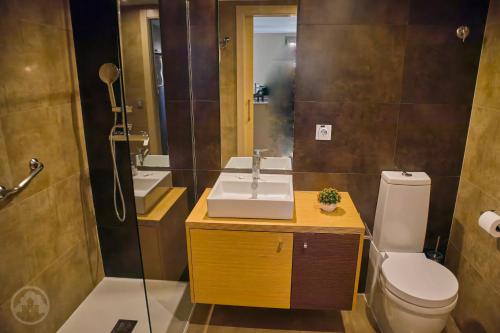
291;233;361;310
189;229;293;308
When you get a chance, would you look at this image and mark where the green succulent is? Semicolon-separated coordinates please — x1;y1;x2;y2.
318;188;342;205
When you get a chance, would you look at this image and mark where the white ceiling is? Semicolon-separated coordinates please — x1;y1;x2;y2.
254;16;297;34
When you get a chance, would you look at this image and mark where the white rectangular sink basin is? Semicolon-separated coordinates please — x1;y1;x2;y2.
135;154;170;168
133;170;172;214
224;156;292;170
207;173;294;219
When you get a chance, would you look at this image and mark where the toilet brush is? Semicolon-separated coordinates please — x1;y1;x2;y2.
426;236;444;263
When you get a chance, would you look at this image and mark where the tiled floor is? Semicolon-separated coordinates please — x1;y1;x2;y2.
185;295;380;333
185;295;463;333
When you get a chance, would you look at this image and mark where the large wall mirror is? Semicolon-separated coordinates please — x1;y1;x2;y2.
219;0;298;171
120;0;170;169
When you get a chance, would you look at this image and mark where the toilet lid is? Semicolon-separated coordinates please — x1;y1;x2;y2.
381;255;458;308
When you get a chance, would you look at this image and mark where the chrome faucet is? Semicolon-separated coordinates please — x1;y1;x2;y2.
130;154;138;176
251;149;267;198
137;147;150;166
252;149;268;180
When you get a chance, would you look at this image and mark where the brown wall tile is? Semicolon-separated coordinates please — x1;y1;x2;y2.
295;24;406;103
395;104;471;176
294;102;398;173
194;101;221;170
190;24;220;101
299;0;409;25
166;100;194;169
425;176;460;253
408;0;489;26
401;25;483;105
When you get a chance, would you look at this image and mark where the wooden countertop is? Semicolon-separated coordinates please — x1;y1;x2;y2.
186;189;365;234
137;187;187;223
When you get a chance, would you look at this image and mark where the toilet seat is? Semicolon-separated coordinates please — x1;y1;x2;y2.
381;254;458;308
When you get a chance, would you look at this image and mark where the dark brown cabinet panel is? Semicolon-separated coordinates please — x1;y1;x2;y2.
291;233;360;310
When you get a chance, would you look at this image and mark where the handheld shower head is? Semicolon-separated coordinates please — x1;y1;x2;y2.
98;63;120;108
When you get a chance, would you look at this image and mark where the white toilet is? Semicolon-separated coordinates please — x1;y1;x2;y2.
366;171;458;333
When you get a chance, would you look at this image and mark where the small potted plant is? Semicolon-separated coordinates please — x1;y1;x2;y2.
318;188;341;212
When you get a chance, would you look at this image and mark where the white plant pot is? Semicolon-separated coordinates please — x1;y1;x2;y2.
320;203;337;212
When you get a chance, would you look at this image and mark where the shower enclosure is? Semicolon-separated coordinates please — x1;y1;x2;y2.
0;0;196;331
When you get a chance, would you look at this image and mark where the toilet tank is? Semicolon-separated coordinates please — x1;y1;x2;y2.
372;171;431;252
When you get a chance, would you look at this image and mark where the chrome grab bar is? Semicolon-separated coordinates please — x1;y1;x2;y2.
0;158;44;201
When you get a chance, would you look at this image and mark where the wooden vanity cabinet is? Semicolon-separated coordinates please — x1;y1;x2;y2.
185;190;365;311
189;229;293;308
291;233;361;310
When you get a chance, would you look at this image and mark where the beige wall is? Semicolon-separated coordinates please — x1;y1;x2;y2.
121;6;162;155
219;1;239;166
445;1;500;332
0;0;102;331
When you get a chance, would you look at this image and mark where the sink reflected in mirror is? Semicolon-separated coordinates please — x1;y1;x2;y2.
224;156;292;171
133;170;172;214
135;154;170;168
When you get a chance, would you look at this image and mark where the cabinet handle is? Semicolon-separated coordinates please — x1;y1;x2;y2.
303;242;308;249
247;99;251;123
277;241;283;253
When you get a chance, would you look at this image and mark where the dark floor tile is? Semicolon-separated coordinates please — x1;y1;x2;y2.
401;25;484;105
295;24;406;103
210;305;344;332
293;102;399;174
395;104;471;176
299;0;409;25
188;303;213;325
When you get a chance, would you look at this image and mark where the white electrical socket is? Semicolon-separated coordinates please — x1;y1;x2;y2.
315;124;332;141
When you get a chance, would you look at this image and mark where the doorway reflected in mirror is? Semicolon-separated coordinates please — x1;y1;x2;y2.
219;1;298;171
